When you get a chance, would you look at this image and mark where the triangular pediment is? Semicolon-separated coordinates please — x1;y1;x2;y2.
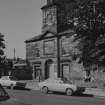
41;31;57;39
43;32;56;38
25;31;57;43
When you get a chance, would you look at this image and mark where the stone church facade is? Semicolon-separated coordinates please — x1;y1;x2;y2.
25;0;84;80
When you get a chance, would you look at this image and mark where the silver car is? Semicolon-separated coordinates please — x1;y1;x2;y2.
38;78;85;96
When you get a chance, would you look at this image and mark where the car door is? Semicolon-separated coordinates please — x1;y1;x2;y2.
51;81;60;92
0;77;9;86
55;80;66;92
45;80;55;91
46;80;57;91
49;80;65;92
4;77;11;86
0;78;5;86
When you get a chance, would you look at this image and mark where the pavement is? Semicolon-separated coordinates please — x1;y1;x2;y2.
23;80;105;98
23;80;39;90
84;88;105;98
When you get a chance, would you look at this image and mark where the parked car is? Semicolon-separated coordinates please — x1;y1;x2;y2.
38;78;85;96
0;76;26;89
0;84;30;105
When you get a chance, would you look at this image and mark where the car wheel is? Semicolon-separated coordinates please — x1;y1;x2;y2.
66;88;73;96
77;92;83;95
42;86;48;94
10;84;14;89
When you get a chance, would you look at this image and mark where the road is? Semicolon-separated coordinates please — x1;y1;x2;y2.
6;89;105;105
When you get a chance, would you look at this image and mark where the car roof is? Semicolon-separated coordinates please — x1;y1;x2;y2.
45;78;62;82
1;76;15;78
1;76;9;78
1;76;9;77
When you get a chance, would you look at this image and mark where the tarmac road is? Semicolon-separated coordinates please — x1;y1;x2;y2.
6;89;105;105
25;80;105;98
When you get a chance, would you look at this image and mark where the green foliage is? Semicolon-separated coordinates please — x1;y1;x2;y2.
12;68;32;80
0;33;5;65
11;60;33;80
12;69;32;80
74;0;105;67
0;33;6;76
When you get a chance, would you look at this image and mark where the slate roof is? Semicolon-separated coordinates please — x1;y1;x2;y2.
25;34;42;43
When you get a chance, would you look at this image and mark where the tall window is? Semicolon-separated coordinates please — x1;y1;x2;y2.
43;39;55;56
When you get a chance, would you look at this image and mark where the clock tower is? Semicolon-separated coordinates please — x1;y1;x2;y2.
41;0;77;33
41;0;57;33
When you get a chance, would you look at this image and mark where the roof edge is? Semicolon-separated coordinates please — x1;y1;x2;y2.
25;30;57;43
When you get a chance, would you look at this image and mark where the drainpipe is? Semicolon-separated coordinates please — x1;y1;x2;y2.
57;36;60;78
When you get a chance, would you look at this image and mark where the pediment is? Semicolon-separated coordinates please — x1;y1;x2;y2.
25;31;57;43
41;31;57;39
43;32;55;38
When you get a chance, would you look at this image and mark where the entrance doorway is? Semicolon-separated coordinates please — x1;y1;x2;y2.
34;66;41;79
33;62;41;80
62;63;70;80
45;59;53;79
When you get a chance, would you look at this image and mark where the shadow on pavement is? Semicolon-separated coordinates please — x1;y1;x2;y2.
74;93;94;97
48;92;94;97
13;87;31;91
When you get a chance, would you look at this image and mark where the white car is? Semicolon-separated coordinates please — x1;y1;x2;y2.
0;76;26;89
38;78;85;96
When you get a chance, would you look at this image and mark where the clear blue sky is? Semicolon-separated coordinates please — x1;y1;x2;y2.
0;0;43;59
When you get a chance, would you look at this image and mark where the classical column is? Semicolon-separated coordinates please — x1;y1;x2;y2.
32;65;35;80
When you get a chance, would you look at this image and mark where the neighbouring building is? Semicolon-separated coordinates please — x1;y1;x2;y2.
25;0;85;80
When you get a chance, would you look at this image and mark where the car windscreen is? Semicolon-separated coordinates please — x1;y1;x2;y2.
9;76;18;81
62;79;73;84
64;80;73;84
0;84;10;101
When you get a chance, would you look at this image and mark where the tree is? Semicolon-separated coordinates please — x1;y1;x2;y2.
73;0;105;69
0;33;5;55
0;33;5;76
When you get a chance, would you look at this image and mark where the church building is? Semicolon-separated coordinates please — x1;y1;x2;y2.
25;0;84;80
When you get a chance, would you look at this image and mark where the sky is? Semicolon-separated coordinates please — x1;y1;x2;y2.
0;0;43;59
